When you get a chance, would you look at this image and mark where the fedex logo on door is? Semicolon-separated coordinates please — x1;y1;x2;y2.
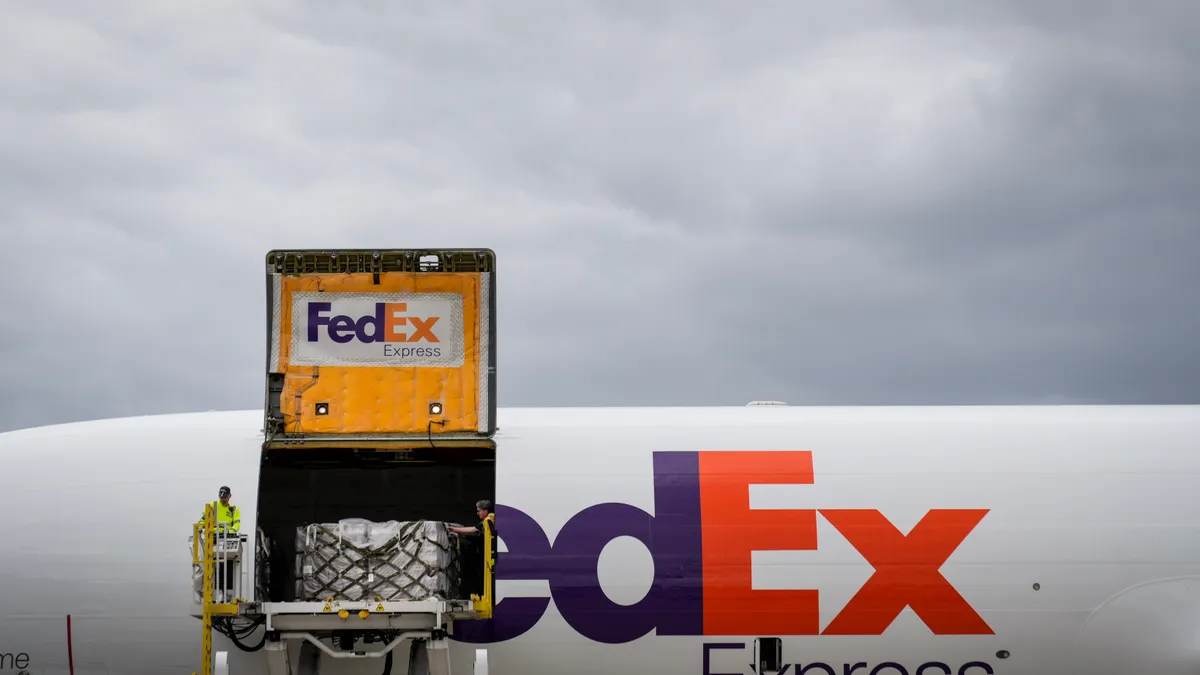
455;450;992;645
288;292;464;367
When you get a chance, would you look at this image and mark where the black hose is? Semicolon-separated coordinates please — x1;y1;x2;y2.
373;630;399;674
213;615;267;652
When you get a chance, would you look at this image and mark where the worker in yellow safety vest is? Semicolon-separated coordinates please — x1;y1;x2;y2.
197;486;241;603
199;485;241;533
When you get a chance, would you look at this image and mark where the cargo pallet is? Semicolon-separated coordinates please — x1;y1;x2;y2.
191;249;498;675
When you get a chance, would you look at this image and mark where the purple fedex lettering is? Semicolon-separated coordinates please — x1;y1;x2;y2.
307;302;390;344
454;504;554;643
307;302;333;342
454;452;704;644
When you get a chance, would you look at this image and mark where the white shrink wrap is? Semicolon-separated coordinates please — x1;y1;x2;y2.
295;518;462;602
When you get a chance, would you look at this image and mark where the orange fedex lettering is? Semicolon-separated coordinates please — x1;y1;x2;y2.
820;508;992;635
694;450;989;637
380;303;440;343
383;302;408;342
698;451;821;635
408;316;440;342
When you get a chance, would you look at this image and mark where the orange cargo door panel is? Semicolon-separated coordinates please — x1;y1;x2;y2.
263;249;496;441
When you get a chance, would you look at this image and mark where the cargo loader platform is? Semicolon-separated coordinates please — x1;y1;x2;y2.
191;503;495;675
188;597;482;633
190;248;498;675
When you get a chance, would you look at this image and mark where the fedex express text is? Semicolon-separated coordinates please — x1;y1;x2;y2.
702;642;995;675
455;451;993;649
288;293;464;367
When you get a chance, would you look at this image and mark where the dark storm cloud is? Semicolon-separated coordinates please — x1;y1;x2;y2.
0;1;1197;432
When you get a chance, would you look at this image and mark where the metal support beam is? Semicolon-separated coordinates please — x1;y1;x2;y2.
297;641;320;675
280;631;426;659
257;630;489;675
265;639;291;675
408;640;429;675
426;638;452;675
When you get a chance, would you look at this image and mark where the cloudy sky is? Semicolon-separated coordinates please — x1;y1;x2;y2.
1;2;1197;433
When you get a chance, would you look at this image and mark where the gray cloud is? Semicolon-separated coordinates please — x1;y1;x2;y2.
1;1;1197;432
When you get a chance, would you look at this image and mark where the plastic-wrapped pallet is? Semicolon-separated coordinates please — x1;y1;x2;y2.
192;564;203;604
295;518;462;603
255;528;272;602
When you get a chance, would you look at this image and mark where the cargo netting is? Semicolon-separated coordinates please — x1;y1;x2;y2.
295;518;464;603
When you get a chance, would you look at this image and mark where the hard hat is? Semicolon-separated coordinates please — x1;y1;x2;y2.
218;486;231;498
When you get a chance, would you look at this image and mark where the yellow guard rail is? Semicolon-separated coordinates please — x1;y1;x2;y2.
192;503;240;675
472;513;496;619
192;503;215;675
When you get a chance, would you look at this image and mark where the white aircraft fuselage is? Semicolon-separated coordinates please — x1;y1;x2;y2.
1;403;1199;675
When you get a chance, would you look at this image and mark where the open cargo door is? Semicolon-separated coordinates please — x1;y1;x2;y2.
257;249;498;612
263;248;496;445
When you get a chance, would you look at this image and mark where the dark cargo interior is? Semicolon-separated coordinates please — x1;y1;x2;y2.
255;445;495;602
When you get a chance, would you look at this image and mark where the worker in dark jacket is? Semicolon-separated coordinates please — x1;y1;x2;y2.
449;500;495;598
449;500;493;536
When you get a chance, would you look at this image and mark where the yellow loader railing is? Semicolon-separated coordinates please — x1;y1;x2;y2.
192;503;243;675
193;503;215;675
471;514;496;619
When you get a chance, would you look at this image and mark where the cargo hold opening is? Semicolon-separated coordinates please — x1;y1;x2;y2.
255;445;495;603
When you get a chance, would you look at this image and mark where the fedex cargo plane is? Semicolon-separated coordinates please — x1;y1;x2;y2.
4;249;1199;674
2;403;1200;674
